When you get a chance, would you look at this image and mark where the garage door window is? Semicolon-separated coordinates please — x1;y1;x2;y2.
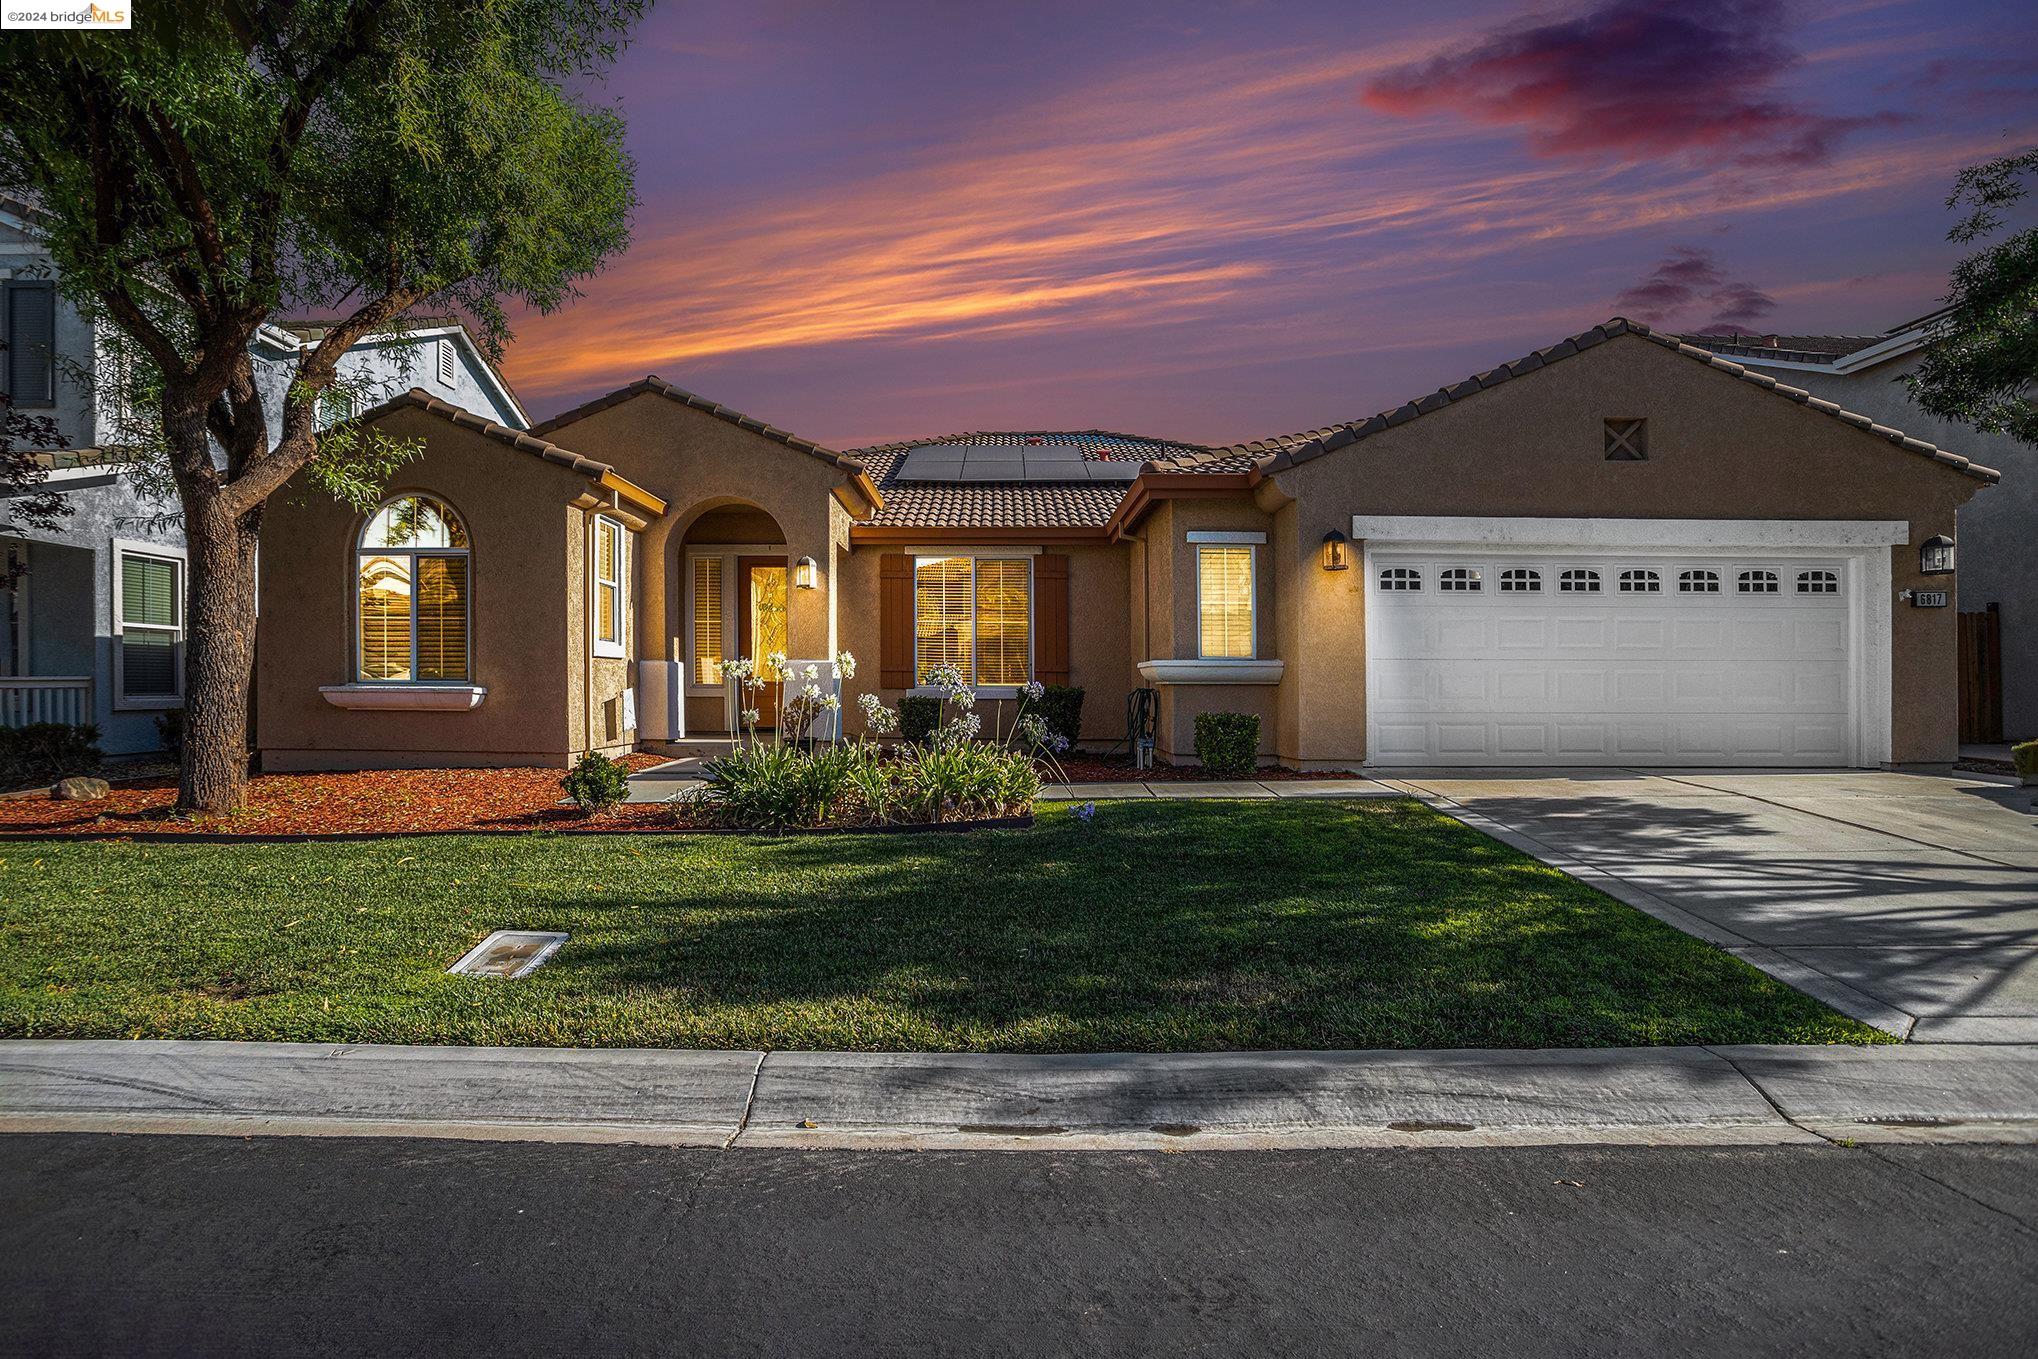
1439;567;1481;592
1559;569;1601;593
1797;570;1840;594
1618;569;1661;593
1738;570;1779;594
1678;569;1721;593
1379;566;1422;591
1500;568;1541;593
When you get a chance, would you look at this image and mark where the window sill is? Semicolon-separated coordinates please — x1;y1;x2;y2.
1137;659;1284;685
909;685;1032;700
320;684;487;712
592;643;627;660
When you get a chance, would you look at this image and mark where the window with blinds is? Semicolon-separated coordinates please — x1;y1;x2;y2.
691;556;724;686
914;555;1031;685
356;494;469;682
1197;546;1253;658
593;516;624;655
117;549;183;701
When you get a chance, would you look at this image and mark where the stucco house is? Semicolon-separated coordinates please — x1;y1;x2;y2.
2;195;527;755
253;319;2000;773
1684;316;2035;746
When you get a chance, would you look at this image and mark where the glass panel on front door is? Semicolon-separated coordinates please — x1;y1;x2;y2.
743;562;789;727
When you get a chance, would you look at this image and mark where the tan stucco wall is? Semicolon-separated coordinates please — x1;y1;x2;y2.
256;408;592;769
1266;332;1989;766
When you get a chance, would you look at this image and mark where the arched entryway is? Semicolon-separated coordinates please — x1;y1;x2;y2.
668;500;789;735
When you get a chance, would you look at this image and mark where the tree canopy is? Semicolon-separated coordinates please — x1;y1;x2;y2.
1908;146;2038;446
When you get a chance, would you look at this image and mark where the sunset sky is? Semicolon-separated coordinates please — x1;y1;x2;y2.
504;0;2038;450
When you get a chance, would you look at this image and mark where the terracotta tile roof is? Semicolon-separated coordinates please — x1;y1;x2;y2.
532;376;868;474
1229;318;2000;484
848;430;1213;528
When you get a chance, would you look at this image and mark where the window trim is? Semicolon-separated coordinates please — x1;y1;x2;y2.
591;514;627;659
111;538;187;710
352;494;473;685
1195;543;1256;659
911;551;1037;690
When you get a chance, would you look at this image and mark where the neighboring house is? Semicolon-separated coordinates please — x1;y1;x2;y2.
1684;317;2035;744
1;196;528;756
252;319;1999;773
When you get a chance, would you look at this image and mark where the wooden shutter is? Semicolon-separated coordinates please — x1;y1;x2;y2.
1034;553;1070;685
880;553;913;687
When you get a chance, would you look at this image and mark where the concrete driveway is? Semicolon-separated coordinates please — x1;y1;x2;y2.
1379;769;2038;1043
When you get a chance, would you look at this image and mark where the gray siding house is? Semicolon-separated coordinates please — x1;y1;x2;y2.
2;198;526;756
1686;319;2035;746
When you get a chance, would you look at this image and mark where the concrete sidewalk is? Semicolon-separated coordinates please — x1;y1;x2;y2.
6;1039;2037;1151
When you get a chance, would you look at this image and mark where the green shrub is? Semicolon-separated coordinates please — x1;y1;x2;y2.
1193;711;1260;779
154;709;185;762
693;739;1037;828
2015;740;2038;780
0;722;102;786
1036;684;1085;746
561;751;630;816
898;694;940;744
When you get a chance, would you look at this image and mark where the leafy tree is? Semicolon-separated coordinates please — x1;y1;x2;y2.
0;1;640;811
1906;146;2038;446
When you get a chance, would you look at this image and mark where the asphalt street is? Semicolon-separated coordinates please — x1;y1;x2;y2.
4;1134;2035;1357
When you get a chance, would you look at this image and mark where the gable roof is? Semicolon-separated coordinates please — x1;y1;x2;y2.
349;388;666;516
1225;318;1998;483
848;430;1212;530
531;376;880;511
267;315;530;429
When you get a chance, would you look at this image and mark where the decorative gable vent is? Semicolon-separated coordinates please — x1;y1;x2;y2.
1604;417;1648;460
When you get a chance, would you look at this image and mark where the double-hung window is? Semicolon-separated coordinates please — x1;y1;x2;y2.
914;554;1032;686
1197;546;1255;658
356;494;470;682
113;543;184;707
592;516;627;657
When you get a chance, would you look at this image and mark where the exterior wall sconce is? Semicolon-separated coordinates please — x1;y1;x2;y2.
793;555;820;590
1321;529;1350;572
1919;535;1955;576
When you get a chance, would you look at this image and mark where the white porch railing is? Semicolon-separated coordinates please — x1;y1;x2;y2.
1;678;94;728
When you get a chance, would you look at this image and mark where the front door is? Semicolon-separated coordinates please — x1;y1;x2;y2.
737;557;789;727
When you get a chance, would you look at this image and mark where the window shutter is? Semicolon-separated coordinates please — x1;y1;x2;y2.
880;553;912;687
6;282;56;405
1034;554;1070;685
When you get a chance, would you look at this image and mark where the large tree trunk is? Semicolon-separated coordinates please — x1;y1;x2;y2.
177;495;262;814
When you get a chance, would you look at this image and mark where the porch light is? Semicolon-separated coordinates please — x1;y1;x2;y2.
1919;535;1955;576
1321;529;1350;572
793;555;819;589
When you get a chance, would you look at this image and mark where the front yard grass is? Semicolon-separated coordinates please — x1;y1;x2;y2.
0;799;1889;1051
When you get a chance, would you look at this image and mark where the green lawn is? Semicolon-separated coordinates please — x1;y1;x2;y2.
0;800;1889;1051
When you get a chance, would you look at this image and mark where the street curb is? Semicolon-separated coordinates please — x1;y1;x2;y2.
5;1038;2036;1152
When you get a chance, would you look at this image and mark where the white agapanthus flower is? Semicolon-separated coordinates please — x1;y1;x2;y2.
1022;679;1045;700
822;694;840;711
766;651;788;673
802;682;822;700
803;663;819;681
833;651;857;680
742;708;761;724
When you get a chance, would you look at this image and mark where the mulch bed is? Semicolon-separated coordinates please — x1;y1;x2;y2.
1057;755;1359;782
0;754;676;838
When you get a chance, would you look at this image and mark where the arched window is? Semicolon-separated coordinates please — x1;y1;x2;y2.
1378;567;1422;591
1500;568;1541;593
357;494;470;682
1617;569;1661;593
1797;569;1840;595
1559;568;1601;593
1678;569;1720;594
1439;567;1482;592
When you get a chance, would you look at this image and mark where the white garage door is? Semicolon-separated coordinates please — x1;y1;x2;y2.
1366;552;1857;767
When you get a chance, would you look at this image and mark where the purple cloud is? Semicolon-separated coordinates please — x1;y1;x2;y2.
1615;247;1774;329
1363;0;1902;166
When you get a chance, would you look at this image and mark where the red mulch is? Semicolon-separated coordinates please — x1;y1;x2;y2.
1056;755;1358;782
0;754;675;838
